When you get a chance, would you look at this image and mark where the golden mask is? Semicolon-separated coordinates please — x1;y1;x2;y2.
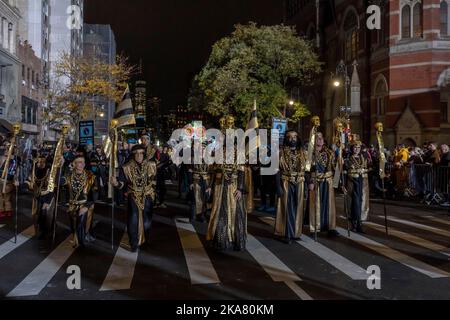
375;122;384;132
311;116;320;127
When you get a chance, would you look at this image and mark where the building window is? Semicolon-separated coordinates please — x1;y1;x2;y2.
441;1;449;37
343;11;359;63
402;5;411;39
413;3;423;38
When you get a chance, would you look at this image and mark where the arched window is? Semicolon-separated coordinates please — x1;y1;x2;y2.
402;5;411;39
343;11;359;63
413;3;423;38
375;78;388;116
441;1;449;37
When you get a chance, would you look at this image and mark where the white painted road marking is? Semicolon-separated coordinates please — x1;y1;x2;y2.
7;235;75;297
376;215;450;238
0;226;35;260
364;220;450;257
175;220;220;285
246;234;312;300
336;227;450;279
260;216;368;280
100;232;138;291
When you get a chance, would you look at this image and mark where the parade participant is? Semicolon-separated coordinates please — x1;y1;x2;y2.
344;139;370;233
61;155;98;248
0;129;20;219
207;115;247;251
188;141;212;222
275;131;307;244
156;145;171;208
26;155;52;239
112;144;157;252
141;133;160;162
308;130;339;237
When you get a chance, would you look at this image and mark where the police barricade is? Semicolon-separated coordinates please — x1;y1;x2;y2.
436;166;450;205
410;164;448;205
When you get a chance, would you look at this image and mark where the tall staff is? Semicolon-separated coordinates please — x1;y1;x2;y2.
306;116;320;241
108;119;119;251
42;125;70;246
333;118;350;237
375;122;389;235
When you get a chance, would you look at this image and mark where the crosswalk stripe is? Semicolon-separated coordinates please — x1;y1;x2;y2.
246;234;301;283
335;227;450;278
259;217;368;280
363;221;450;257
100;233;138;291
247;234;312;300
284;280;313;300
376;215;450;238
0;226;35;260
7;235;75;297
174;219;220;285
422;215;450;227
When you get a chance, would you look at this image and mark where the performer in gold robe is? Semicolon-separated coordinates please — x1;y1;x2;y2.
0;142;18;218
61;155;97;248
112;144;157;252
207;116;247;251
344;140;370;233
188;144;212;223
308;132;339;236
275;131;307;244
26;155;52;239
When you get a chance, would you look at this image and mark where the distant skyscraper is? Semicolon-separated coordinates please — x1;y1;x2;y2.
83;23;117;143
49;0;83;80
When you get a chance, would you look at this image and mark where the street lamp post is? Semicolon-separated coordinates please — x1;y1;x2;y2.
334;60;353;130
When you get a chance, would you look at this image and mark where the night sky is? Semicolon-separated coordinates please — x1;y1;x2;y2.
84;0;283;112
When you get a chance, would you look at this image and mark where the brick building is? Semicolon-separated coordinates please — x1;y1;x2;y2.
284;0;450;148
17;40;44;144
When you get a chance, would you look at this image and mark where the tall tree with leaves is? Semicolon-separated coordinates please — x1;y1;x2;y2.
44;52;136;129
188;23;322;127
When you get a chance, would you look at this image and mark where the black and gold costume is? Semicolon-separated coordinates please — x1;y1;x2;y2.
26;164;52;238
345;152;370;231
118;159;157;251
276;146;307;241
207;163;247;251
309;147;337;233
188;163;211;222
62;170;97;248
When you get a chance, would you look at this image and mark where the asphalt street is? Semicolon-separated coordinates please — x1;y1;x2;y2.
0;185;449;300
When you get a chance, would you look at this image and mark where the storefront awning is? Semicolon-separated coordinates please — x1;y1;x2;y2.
0;118;13;134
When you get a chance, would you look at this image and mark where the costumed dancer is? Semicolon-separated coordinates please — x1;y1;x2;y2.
26;155;52;239
275;130;307;244
61;155;97;248
188;140;212;222
207;115;247;251
112;144;157;252
307;116;339;237
0;125;21;219
344;139;370;233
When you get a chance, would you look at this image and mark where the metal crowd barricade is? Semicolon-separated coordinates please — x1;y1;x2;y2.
409;164;448;205
436;166;450;205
